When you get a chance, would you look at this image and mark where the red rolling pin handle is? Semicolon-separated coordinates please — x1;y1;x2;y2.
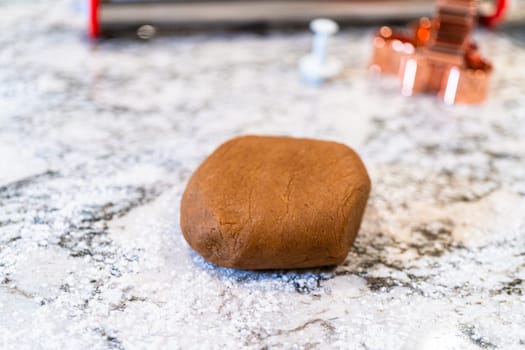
88;0;100;39
480;0;508;27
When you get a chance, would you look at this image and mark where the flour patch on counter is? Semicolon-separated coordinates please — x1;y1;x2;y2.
0;142;49;186
6;246;89;300
449;190;525;245
108;164;168;187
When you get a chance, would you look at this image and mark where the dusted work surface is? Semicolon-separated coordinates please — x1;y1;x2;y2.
1;1;525;349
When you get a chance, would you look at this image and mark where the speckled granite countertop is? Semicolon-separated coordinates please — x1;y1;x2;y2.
1;1;525;349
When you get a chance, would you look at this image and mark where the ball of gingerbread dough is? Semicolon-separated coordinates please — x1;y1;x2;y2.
180;135;371;270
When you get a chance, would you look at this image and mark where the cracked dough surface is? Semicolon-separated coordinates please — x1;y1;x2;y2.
181;135;371;269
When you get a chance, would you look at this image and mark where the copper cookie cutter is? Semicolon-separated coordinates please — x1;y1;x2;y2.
370;0;493;104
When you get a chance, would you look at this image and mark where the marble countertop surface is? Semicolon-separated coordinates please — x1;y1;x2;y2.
1;1;525;349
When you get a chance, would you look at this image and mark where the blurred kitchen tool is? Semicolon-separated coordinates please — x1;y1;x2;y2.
370;0;493;104
299;19;342;84
88;0;510;39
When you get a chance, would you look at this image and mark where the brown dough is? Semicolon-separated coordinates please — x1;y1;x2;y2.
180;135;371;270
